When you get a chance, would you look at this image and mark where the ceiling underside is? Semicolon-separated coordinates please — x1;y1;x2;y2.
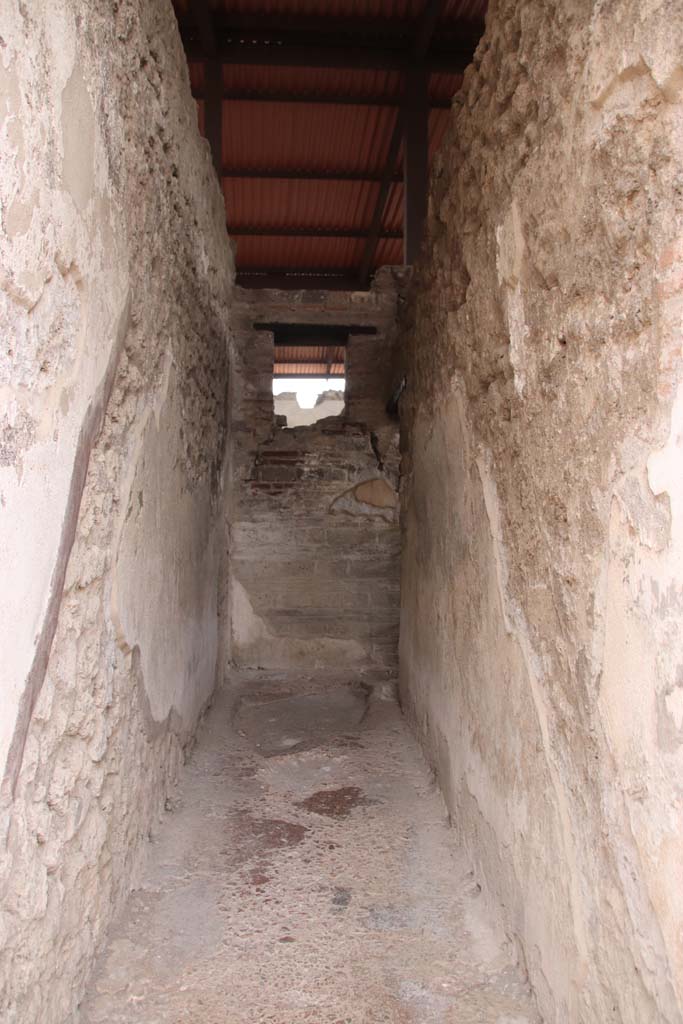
172;1;487;289
274;343;346;377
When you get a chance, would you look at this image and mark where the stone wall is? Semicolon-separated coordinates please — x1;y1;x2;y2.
398;1;683;1021
0;3;232;1022
227;274;402;674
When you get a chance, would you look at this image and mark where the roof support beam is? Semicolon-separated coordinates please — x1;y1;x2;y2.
403;67;429;264
205;60;223;179
230;226;402;240
181;12;483;43
200;11;478;39
257;323;377;339
357;112;405;286
192;88;451;110
193;0;215;57
413;0;450;60
193;3;222;178
357;0;446;284
181;38;471;73
222;167;402;183
236;270;365;291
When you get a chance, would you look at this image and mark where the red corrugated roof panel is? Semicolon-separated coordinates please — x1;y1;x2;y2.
174;0;486;284
223;179;380;233
221;102;399;176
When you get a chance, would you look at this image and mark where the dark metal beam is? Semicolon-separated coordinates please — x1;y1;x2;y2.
237;271;365;291
403;67;429;264
179;12;483;55
404;1;446;261
274;358;344;363
230;225;402;239
181;37;473;73
274;372;346;378
358;0;447;284
259;323;377;339
205;60;222;178
193;3;222;178
193;0;215;57
357;111;405;286
222;166;401;183
192;87;451;109
414;0;449;59
201;12;472;39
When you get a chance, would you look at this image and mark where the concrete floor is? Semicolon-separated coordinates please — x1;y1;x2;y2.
78;673;541;1024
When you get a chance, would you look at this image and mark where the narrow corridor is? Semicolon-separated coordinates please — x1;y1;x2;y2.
79;674;539;1023
5;4;683;1022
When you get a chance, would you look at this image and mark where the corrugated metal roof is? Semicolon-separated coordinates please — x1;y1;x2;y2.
222;103;400;178
274;342;346;376
174;0;486;286
237;236;364;269
224;180;380;237
274;362;346;376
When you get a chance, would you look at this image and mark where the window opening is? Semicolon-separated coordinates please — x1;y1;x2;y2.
257;322;376;428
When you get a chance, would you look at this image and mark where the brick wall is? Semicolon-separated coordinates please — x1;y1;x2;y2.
226;271;404;676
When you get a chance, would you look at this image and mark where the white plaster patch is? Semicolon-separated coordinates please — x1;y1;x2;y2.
648;379;683;556
61;61;95;213
111;361;218;726
230;576;269;650
665;688;683;732
496;202;531;397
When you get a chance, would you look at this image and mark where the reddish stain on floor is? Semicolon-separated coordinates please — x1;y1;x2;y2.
297;786;369;819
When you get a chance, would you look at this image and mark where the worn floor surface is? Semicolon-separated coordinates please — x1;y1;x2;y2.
79;673;540;1024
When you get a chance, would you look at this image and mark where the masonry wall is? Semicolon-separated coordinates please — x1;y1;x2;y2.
398;1;683;1021
227;274;402;675
0;3;232;1021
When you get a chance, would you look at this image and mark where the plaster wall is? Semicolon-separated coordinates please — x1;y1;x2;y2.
227;276;402;674
398;1;683;1021
0;3;232;1021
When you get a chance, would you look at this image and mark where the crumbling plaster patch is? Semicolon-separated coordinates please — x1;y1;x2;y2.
398;1;683;1021
329;476;398;521
0;3;232;1023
